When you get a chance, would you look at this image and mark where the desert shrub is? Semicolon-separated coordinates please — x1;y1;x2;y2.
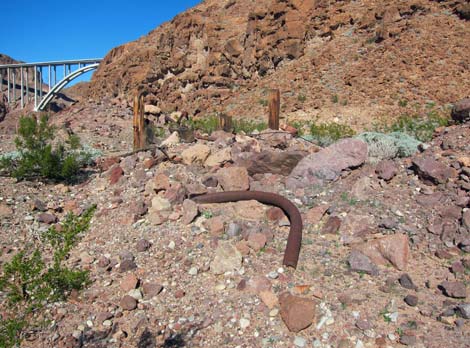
310;121;356;147
356;131;422;163
376;111;449;142
0;206;95;347
0;115;93;182
232;118;267;134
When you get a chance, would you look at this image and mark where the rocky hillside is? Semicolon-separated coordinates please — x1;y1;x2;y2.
85;0;470;128
1;111;470;347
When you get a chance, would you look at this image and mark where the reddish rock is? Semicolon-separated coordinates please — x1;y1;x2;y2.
352;234;410;270
136;239;151;252
98;157;120;171
376;160;398;181
142;282;163;298
321;216;342;234
266;206;285;222
164;183;187;204
412;157;457;185
109;165;124;185
217;166;250;191
182;199;198;224
440;281;467;299
279;292;316;332
287;138;367;189
153;173;171;192
247;232;267;251
206;216;226;236
120;295;137;311
304;204;329;225
246;276;272;294
37;212;58;224
462;210;470;231
120;273;139;291
174;290;186;299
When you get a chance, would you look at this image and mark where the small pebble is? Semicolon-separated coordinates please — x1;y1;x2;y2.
188;267;198;276
294;336;307;347
239;318;250;330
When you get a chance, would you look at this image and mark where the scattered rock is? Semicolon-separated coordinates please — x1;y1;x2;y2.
376;160;398;181
142;282;163;298
217;166;250;191
279;292;316;333
404;294;418;307
451;98;470;124
182;199;198;224
120;274;139;291
439;281;467;298
321;216;342;234
210;242;243;275
412;157;456;185
120;295;137;311
0;203;13;218
399;274;417;290
235;150;306;176
109;165;124;185
352;234;410;270
247;232;267;251
456;304;470;319
136;239;151;252
304;204;329;224
150;196;171;212
348;250;379;276
181;144;211;165
205;148;232;167
37;212;58;224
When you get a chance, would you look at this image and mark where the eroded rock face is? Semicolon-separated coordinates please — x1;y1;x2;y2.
287;138;368;190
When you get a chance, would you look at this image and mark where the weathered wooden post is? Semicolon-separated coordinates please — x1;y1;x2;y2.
133;93;146;150
218;113;233;132
268;89;280;130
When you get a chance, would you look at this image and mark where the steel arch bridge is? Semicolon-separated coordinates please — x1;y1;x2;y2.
0;58;102;111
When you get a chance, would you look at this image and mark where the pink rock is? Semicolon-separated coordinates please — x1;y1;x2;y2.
287;138;368;189
217;166;250;191
120;295;137;311
247;232;267;251
120;273;139;291
182;199;198;224
109;165;124;185
353;234;410;270
304;204;329;224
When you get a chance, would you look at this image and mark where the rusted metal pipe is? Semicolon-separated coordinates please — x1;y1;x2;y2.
192;191;303;269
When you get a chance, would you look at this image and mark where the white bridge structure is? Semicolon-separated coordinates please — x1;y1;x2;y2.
0;58;102;111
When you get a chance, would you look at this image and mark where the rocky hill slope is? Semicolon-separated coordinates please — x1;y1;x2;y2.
85;0;470;128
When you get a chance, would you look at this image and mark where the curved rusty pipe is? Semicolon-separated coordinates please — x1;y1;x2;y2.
192;191;302;269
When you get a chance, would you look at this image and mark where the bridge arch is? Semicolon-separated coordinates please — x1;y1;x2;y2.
34;63;100;111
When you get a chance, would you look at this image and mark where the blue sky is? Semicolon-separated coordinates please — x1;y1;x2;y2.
1;0;201;63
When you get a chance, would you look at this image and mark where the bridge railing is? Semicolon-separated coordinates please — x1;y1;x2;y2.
0;58;102;110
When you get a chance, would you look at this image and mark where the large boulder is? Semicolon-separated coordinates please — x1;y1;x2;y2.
286;138;368;190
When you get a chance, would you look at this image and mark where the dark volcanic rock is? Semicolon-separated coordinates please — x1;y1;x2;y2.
348;250;379;276
376;160;398;181
439;281;467;298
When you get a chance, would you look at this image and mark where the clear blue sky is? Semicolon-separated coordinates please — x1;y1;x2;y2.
1;0;202;62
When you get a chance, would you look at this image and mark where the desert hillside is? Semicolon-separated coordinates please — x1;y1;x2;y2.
85;0;470;128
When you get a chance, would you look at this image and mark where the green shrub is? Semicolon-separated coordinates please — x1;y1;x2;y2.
187;115;219;135
0;206;95;347
0;319;26;348
376;111;449;142
310;121;355;147
0;115;91;182
232;118;267;134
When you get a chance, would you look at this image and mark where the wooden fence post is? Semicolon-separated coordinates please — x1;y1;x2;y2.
268;89;280;130
133;93;146;150
218;113;233;132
